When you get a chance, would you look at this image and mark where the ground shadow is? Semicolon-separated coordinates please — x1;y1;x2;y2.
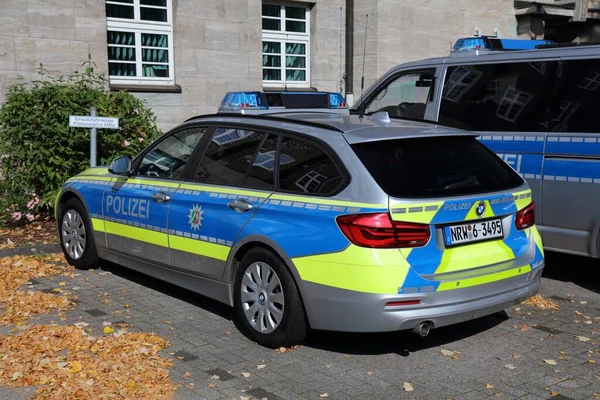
98;260;234;321
542;251;600;293
304;311;509;356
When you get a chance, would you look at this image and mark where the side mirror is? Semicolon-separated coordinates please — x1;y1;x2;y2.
108;155;132;175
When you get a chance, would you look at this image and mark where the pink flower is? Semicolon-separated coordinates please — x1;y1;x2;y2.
26;213;34;222
27;199;35;210
31;193;36;197
33;196;40;206
124;140;131;147
138;137;144;143
11;212;21;221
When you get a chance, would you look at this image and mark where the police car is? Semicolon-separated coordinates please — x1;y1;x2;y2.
55;90;544;347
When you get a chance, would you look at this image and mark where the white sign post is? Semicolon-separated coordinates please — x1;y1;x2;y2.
69;107;120;167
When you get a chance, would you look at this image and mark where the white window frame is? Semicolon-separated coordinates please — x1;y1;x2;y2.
262;2;310;88
442;66;483;103
106;0;175;86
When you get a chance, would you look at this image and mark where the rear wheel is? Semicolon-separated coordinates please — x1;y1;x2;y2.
234;247;307;348
59;198;99;270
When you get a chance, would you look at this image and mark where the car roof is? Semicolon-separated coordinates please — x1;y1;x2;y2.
189;112;476;144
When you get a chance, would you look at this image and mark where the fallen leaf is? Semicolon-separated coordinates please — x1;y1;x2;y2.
550;391;560;397
521;325;530;331
67;360;83;374
256;364;266;369
485;383;494;389
544;359;557;365
559;350;568;355
10;371;23;381
403;382;414;392
589;360;596;364
240;396;249;400
102;321;112;326
124;303;131;308
211;375;220;380
139;347;149;355
523;294;559;310
208;383;218;389
224;331;232;335
575;335;591;342
319;393;329;398
505;364;516;370
74;322;89;328
241;372;250;378
585;321;593;325
103;326;114;334
58;282;66;287
367;371;374;375
580;301;588;305
277;347;286;353
512;353;521;359
85;379;94;386
441;349;455;356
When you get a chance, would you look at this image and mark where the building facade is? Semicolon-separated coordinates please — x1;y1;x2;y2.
0;0;597;131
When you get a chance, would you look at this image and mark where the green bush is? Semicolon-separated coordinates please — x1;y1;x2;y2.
0;60;161;226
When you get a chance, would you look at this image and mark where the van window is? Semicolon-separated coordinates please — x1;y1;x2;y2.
439;62;555;132
364;70;435;119
351;136;524;198
547;59;600;133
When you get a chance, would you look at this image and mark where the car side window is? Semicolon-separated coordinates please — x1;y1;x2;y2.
136;127;207;179
547;59;600;133
243;133;278;190
193;127;274;189
278;136;344;195
364;70;435;119
439;62;555;132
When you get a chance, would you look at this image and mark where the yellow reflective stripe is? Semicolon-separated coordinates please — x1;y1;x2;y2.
293;245;410;294
54;190;62;219
465;199;495;220
271;194;386;209
68;176;114;182
116;178;181;188
513;189;532;210
80;167;110;176
435;239;515;274
389;201;444;224
91;218;106;233
437;264;532;291
532;226;544;256
104;221;168;247
169;235;230;261
179;183;268;198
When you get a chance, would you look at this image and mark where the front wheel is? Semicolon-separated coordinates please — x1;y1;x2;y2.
234;248;308;348
59;198;99;270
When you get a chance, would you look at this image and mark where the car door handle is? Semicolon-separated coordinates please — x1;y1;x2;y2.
151;192;171;204
227;198;253;212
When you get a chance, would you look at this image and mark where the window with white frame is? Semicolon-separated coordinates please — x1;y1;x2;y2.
105;0;174;85
262;2;310;87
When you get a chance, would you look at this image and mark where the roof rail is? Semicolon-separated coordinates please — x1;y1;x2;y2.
183;113;346;133
535;41;600;49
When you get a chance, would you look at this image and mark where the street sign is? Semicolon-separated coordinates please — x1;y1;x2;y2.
69;115;119;129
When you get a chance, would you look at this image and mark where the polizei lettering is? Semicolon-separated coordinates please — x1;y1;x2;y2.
106;195;150;219
443;202;472;212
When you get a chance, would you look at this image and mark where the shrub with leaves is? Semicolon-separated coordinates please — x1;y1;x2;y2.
0;60;161;225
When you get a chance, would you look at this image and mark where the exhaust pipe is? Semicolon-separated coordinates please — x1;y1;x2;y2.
412;322;431;337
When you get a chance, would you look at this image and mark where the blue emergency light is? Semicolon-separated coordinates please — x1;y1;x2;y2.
452;36;554;52
217;91;348;114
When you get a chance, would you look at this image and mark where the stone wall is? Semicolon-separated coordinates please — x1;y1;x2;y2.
0;0;108;104
351;0;519;98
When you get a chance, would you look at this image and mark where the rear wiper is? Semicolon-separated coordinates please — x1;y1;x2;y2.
430;175;480;192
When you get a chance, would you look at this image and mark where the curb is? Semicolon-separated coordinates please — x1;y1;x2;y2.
0;243;62;258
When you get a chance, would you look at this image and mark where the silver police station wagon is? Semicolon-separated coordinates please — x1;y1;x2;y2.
56;91;544;347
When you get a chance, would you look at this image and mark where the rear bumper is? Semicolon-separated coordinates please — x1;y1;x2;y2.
301;266;543;332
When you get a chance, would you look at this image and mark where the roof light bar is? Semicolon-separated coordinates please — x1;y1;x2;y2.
217;91;349;114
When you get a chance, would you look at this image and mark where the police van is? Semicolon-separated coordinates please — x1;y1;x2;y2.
352;34;600;259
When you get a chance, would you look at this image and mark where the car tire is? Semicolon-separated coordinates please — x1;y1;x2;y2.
58;198;100;270
234;247;308;348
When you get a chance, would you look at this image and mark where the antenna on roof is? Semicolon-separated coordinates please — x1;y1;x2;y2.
474;26;481;36
359;13;369;120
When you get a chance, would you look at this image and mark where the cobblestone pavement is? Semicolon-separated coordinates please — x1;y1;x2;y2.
0;250;598;400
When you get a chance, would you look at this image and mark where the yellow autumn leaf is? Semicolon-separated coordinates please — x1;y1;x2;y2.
67;360;83;374
103;326;115;334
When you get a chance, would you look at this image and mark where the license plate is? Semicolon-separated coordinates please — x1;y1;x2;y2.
444;219;504;246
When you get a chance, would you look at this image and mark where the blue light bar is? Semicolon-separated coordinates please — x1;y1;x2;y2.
218;90;348;114
453;36;554;52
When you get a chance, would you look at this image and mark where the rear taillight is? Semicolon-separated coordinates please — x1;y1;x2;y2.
336;213;430;248
515;202;535;230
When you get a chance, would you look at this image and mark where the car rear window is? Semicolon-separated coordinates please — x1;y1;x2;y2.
351;136;524;198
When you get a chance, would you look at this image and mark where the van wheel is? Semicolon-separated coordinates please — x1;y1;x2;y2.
59;198;99;270
234;248;307;348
